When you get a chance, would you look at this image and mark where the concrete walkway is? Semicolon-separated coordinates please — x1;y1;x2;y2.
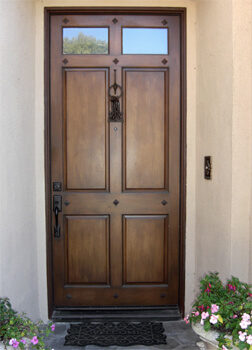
44;321;200;350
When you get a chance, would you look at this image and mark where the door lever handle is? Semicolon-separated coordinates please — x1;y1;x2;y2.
53;195;62;237
55;207;59;236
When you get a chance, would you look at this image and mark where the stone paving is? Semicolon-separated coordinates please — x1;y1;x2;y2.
44;320;201;350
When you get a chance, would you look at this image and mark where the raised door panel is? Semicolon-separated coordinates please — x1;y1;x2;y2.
64;69;108;190
123;215;168;284
65;216;110;285
124;69;168;190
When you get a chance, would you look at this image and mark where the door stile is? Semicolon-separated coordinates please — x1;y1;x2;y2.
109;121;123;287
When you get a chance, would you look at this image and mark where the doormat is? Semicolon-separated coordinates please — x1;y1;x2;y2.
64;322;167;347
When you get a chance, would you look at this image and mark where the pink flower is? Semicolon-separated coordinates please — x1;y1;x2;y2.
232;314;238;318
205;287;210;294
246;335;252;345
201;311;209;320
228;283;236;291
210;314;219;324
211;304;219;313
238;331;247;342
205;283;211;294
240;319;250;329
222;346;228;350
12;341;20;348
198;305;205;311
242;313;251;322
31;336;39;345
192;311;200;317
20;339;26;344
9;339;16;345
184;315;189;324
51;324;55;331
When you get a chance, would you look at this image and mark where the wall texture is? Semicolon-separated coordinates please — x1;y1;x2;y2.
0;0;39;318
196;0;233;280
230;0;252;282
195;0;252;287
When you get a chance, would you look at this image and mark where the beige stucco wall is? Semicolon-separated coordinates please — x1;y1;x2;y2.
195;0;252;287
231;0;252;282
0;0;251;321
196;0;233;280
0;0;39;318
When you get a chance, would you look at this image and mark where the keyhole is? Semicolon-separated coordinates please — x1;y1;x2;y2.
114;127;117;131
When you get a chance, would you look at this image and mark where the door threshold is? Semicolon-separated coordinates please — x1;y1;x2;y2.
51;306;181;322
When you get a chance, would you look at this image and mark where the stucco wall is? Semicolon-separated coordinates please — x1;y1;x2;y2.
0;0;39;318
230;0;252;282
196;0;233;280
0;0;251;322
195;0;252;287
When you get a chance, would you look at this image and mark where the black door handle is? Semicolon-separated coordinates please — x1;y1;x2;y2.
53;195;62;237
54;207;59;237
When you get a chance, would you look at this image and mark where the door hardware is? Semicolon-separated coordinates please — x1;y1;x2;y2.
108;70;123;122
53;195;62;237
53;182;62;191
204;156;212;180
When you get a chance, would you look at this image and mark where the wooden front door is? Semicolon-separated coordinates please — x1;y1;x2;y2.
48;10;183;310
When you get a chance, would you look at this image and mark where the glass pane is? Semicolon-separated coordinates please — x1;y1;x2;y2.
123;28;168;54
63;28;108;54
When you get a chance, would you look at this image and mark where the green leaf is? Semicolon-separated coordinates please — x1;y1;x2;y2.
204;321;211;332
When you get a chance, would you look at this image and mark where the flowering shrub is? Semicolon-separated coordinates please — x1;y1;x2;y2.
0;297;55;349
184;273;252;350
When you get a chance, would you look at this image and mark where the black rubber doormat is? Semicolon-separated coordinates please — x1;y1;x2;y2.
64;322;167;347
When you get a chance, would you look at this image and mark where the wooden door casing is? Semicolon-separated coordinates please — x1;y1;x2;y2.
47;10;185;311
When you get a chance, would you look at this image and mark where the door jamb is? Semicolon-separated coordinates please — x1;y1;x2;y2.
44;7;186;319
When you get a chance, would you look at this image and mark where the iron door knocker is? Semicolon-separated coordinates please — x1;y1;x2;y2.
108;69;123;122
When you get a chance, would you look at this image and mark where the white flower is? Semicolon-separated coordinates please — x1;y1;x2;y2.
238;331;247;342
246;335;252;345
242;313;251;322
210;314;218;324
240;319;251;329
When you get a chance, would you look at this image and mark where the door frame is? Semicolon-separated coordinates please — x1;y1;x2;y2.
44;7;186;319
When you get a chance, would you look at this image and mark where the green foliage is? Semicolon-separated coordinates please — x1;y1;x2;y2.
185;273;252;349
63;32;108;54
0;298;54;349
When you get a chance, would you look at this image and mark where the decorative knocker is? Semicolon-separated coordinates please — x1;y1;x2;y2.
108;70;123;122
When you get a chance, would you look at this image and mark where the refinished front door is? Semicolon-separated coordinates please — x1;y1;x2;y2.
49;11;182;309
